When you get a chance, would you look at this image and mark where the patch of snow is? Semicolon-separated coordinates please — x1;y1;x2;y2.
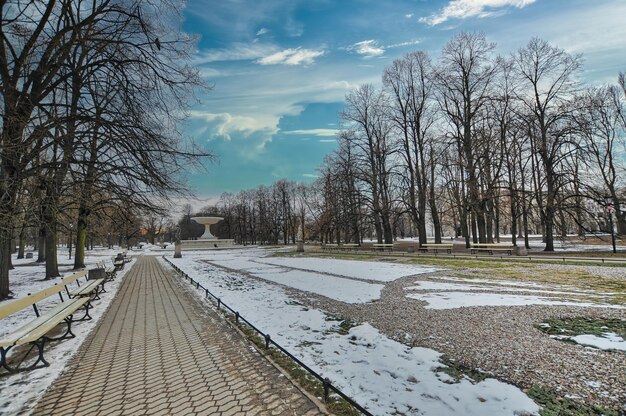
584;380;602;389
429;276;548;288
256;257;439;282
253;269;383;304
197;251;386;303
405;281;587;296
569;333;626;352
406;291;625;310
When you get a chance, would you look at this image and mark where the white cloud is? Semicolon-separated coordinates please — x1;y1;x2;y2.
256;48;325;65
194;43;277;64
188;111;277;142
302;173;320;178
348;40;385;58
405;13;414;18
283;129;339;137
420;0;536;26
256;27;269;36
387;39;421;49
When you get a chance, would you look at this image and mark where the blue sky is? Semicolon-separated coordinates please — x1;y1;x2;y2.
180;0;626;206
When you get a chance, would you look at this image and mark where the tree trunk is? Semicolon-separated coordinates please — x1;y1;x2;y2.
543;169;556;251
44;214;60;279
0;228;12;299
74;208;88;269
510;189;517;247
37;225;46;263
18;223;26;259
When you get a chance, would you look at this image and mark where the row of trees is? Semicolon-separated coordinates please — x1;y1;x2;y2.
0;0;209;299
198;33;624;250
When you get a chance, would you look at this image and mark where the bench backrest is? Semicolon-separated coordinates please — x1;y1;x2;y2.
0;283;64;320
0;269;88;320
61;270;88;287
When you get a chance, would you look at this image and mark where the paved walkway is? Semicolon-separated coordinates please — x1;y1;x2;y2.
34;256;324;416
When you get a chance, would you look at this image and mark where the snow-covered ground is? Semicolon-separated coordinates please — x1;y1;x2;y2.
406;291;623;310
552;333;626;352
404;276;622;310
0;247;134;416
197;248;438;303
256;256;439;282
166;249;541;415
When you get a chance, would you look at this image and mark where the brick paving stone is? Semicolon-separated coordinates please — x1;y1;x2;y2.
33;256;326;415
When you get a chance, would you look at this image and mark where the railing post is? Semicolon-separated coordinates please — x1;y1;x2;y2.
196;281;199;289
235;311;239;324
205;289;209;298
264;334;271;349
323;377;331;402
217;298;221;310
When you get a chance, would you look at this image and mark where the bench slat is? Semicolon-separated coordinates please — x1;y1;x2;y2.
18;298;90;344
68;279;104;297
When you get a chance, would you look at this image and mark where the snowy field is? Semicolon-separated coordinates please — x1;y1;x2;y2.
0;247;134;416
167;249;541;415
256;256;438;282
201;248;438;303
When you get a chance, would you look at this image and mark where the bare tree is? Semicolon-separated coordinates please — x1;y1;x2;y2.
434;32;499;245
577;86;626;234
342;85;396;243
384;51;436;244
514;37;582;251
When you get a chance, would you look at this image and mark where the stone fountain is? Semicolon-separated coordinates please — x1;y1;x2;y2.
180;216;235;250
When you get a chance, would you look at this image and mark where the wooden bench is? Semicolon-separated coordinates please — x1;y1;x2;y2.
0;272;93;372
321;243;340;250
341;243;360;251
63;270;106;301
372;243;394;252
122;252;132;263
470;243;514;255
419;243;453;254
96;261;117;281
113;256;125;271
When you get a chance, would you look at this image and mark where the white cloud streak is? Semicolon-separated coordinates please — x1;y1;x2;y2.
256;48;325;65
387;39;421;49
348;40;385;58
420;0;536;26
194;43;277;64
282;129;339;137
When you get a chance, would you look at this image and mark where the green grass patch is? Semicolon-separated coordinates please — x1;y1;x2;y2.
537;317;626;339
324;315;358;336
528;385;619;416
435;355;489;384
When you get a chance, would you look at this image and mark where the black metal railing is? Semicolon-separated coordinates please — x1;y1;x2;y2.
162;256;373;416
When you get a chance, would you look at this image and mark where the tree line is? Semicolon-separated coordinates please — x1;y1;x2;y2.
0;0;209;300
196;33;625;250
